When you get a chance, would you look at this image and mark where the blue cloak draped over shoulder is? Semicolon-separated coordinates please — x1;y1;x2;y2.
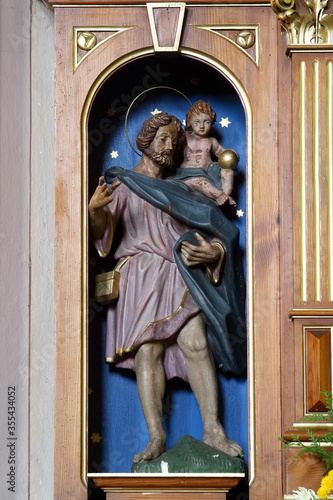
104;166;247;375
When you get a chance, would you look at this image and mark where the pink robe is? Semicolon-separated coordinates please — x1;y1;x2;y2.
95;183;200;381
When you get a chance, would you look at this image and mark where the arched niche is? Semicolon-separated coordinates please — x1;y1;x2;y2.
83;53;251;486
50;1;289;497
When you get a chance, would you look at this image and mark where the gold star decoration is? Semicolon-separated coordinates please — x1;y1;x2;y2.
91;432;102;444
90;257;97;267
110;150;119;159
220;117;231;128
88;387;93;395
107;108;115;117
190;76;200;85
151;108;162;115
236;209;244;218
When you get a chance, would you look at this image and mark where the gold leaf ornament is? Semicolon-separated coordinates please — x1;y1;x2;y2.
271;0;333;45
236;31;255;49
271;0;295;15
77;32;97;51
305;0;328;43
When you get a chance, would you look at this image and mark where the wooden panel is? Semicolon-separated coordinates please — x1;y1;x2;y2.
278;25;297;465
153;7;181;48
284;320;333;496
285;448;327;493
306;328;331;412
292;319;333;421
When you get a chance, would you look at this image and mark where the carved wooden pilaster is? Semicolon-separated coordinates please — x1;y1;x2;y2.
269;2;333;496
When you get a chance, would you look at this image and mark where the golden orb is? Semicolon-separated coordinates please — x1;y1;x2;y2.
218;149;240;170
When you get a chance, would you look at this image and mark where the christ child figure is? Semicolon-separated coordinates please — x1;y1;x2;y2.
180;100;238;206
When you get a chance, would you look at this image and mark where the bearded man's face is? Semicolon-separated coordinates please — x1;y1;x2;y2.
144;123;178;168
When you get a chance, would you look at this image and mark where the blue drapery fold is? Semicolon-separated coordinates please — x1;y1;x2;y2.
104;166;246;375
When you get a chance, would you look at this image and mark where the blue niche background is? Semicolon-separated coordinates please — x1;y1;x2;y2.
87;55;248;483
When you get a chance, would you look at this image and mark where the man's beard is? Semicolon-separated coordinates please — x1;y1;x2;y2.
145;149;174;168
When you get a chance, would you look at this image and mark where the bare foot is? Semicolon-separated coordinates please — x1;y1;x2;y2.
217;193;237;207
203;426;244;458
228;196;237;207
133;438;167;463
216;192;229;206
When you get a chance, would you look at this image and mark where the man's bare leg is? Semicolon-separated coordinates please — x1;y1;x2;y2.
133;341;167;463
177;314;244;458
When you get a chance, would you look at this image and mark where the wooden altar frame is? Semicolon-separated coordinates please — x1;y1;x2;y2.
81;46;252;499
47;0;333;498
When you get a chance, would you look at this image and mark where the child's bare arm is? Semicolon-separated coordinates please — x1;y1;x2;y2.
210;137;225;158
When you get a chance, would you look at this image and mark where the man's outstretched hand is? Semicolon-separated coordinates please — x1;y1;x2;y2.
89;176;121;240
89;176;121;211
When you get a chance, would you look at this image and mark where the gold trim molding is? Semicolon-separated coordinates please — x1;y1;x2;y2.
312;60;321;302
271;0;333;53
327;60;333;301
73;26;136;72
299;60;307;302
147;2;186;52
191;24;260;67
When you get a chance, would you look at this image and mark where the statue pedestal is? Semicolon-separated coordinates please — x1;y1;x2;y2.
89;473;245;499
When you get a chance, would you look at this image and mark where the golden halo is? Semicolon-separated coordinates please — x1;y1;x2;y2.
124;86;192;156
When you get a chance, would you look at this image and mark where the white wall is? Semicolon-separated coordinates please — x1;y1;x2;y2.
0;1;55;498
30;1;55;499
0;1;31;498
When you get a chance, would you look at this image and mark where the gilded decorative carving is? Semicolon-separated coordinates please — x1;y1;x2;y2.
236;30;255;49
77;31;97;51
191;25;259;67
73;27;136;72
271;0;333;46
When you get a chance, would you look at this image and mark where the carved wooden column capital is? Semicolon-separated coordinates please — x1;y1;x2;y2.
271;0;333;54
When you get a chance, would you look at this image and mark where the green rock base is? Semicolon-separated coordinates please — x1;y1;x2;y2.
131;435;247;474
